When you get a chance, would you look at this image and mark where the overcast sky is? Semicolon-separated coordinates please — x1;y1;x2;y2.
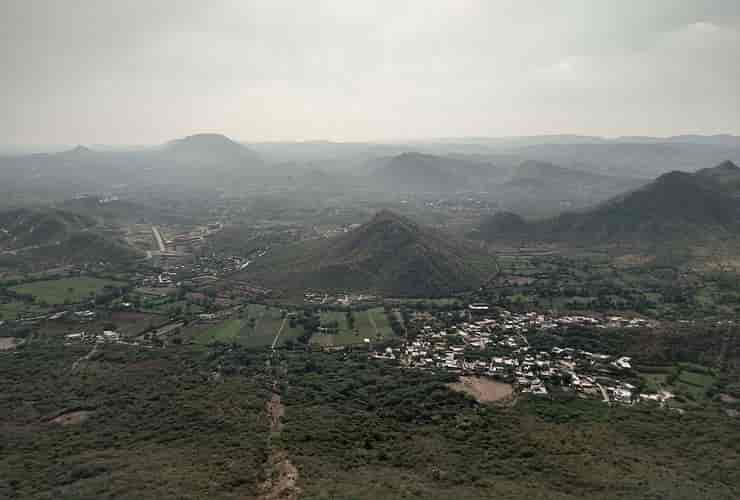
1;0;739;145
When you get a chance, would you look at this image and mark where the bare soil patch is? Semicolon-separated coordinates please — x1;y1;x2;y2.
259;450;300;500
259;392;300;499
448;376;514;403
266;393;285;433
613;254;656;267
50;410;92;426
720;393;739;404
0;337;20;350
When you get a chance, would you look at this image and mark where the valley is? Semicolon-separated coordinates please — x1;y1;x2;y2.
2;136;740;500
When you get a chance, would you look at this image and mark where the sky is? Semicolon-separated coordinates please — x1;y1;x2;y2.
1;0;740;145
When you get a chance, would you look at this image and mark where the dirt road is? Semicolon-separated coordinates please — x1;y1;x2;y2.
70;343;99;373
367;309;378;336
258;372;300;499
271;317;288;350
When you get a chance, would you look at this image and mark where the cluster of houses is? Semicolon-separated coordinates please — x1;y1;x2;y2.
469;308;656;331
64;329;122;344
304;291;378;306
373;308;673;406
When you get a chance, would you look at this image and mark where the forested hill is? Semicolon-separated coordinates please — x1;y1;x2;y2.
241;210;496;297
471;161;740;244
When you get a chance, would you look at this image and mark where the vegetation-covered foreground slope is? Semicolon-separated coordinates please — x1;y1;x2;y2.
243;210;496;297
2;340;738;500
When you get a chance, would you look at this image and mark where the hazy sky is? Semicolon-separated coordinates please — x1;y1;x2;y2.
2;0;739;145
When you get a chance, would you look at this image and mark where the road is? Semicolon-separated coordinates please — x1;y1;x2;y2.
151;226;166;252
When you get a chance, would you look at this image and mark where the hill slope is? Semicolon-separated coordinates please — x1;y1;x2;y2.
499;160;645;211
0;209;96;250
696;160;740;187
242;211;496;296
472;161;740;244
160;133;262;167
371;153;503;193
0;208;141;268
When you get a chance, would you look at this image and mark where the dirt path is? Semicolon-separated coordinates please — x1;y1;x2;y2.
271;317;288;350
70;343;99;373
0;337;20;351
258;376;300;499
251;308;265;340
367;309;378;336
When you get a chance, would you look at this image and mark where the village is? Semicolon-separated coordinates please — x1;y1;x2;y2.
372;306;677;407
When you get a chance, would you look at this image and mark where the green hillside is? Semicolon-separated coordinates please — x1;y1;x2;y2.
473;162;740;245
0;208;141;268
0;208;95;250
241;211;496;297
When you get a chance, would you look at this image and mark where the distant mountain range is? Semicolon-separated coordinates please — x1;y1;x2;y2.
2;133;739;209
0;134;266;196
499;160;646;213
370;152;505;194
471;161;740;245
241;210;496;297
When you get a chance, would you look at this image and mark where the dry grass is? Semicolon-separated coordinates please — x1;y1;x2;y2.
448;376;514;403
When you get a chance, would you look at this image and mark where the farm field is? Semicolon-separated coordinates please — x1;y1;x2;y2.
356;307;394;339
140;299;204;315
9;277;127;305
676;366;716;399
0;300;49;319
195;319;244;345
193;304;301;348
110;311;165;337
638;363;717;401
312;307;394;347
312;310;355;347
240;305;283;348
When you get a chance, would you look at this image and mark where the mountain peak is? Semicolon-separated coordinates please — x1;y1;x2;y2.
166;133;241;150
370;209;410;224
161;133;261;166
59;145;95;156
242;209;494;297
715;160;739;171
696;160;740;183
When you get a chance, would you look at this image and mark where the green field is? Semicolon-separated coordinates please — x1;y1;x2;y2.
140;299;204;315
9;277;127;305
241;305;283;348
312;307;394;347
193;305;302;348
677;369;716;399
640;372;669;392
195;319;245;344
639;363;716;400
0;301;49;319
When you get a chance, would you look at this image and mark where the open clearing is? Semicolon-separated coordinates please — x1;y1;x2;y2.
448;376;514;403
312;307;394;347
50;410;93;426
194;305;303;348
0;337;20;350
196;319;244;344
0;301;49;318
10;277;126;305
